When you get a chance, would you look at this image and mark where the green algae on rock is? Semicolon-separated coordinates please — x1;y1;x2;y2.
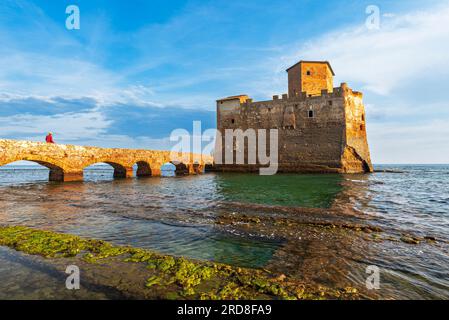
0;225;358;300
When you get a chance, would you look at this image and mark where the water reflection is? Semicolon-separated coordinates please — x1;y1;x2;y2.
0;165;448;299
0;167;283;268
214;173;343;208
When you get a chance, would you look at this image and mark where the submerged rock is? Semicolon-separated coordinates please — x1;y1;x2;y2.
0;225;359;300
400;235;421;245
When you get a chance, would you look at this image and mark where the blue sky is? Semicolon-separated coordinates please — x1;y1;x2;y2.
0;0;449;163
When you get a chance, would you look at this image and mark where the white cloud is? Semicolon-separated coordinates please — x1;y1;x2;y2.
0;110;179;150
1;0;449;163
0;50;168;107
0;1;163;107
382;13;396;18
369;119;449;164
0;52;116;99
280;2;449;95
268;2;449;163
0;111;112;141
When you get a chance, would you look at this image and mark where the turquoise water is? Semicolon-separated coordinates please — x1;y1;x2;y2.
0;164;448;299
214;173;343;208
0;165;284;268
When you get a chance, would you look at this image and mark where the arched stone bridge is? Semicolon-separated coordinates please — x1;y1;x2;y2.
0;139;213;182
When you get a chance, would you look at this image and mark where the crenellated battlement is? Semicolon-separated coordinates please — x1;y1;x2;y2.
238;83;363;107
215;59;373;174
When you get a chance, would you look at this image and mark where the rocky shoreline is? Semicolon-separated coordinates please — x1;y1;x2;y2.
0;225;360;300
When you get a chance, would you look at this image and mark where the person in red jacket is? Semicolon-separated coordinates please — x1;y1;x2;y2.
45;132;55;143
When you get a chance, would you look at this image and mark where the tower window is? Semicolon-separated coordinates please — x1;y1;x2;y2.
231;119;235;124
306;70;311;76
308;110;314;118
362;115;365;121
328;100;333;106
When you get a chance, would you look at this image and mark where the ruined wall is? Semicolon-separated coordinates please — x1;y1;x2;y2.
215;83;373;173
0;140;213;181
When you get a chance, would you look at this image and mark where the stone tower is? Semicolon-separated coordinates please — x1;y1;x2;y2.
287;61;335;97
214;60;373;174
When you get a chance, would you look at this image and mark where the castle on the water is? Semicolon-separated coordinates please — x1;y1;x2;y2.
214;60;373;173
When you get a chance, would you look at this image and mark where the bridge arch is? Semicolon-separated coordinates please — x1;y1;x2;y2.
134;161;152;177
0;139;214;182
34;160;65;181
0;156;68;182
83;160;132;180
160;162;176;177
170;161;189;176
105;162;130;179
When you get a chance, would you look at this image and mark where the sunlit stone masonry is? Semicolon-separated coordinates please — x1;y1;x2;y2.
215;60;373;173
0;139;213;182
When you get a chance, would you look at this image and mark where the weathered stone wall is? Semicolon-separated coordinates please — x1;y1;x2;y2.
287;63;302;98
0;140;213;181
288;61;334;97
341;84;373;173
215;83;373;173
